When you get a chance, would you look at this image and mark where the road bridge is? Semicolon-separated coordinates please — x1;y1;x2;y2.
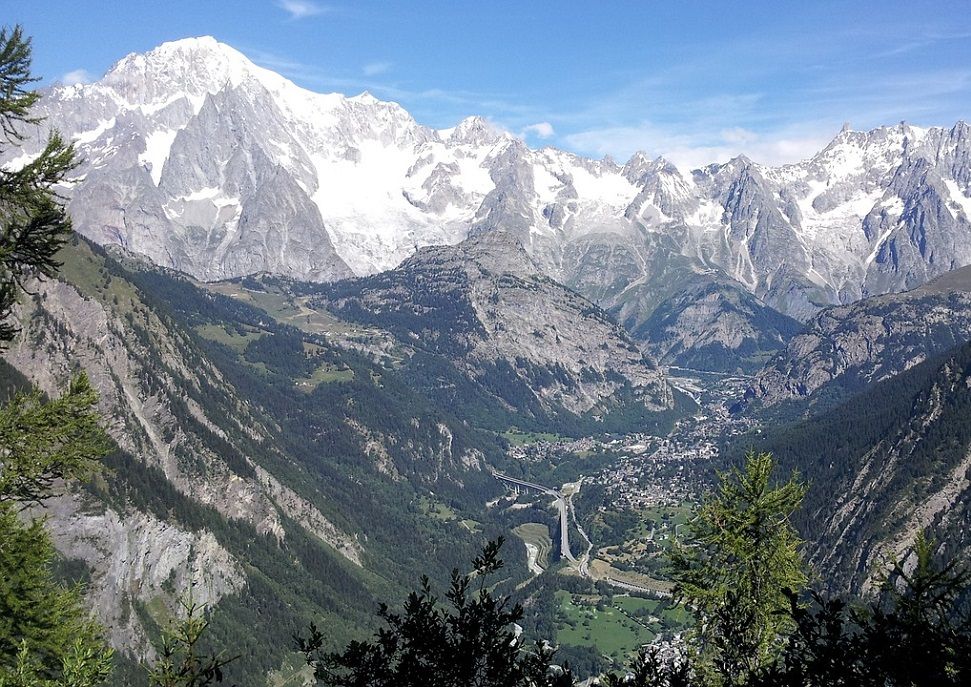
494;473;573;561
494;473;672;597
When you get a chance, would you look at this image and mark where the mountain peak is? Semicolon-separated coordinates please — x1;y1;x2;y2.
448;116;503;146
156;35;225;53
112;35;249;74
102;35;292;108
622;151;680;185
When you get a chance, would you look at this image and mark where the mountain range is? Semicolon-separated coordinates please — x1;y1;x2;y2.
748;264;971;412
6;37;970;348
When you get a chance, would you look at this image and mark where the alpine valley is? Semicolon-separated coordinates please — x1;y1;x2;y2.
4;35;971;685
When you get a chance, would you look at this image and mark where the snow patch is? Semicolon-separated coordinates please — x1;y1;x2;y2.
179;186;221;202
866;224;899;266
570;165;637;206
138;94;187;116
139;129;178;185
531;163;561;204
74;118;116;144
2;152;39;172
944;180;971;220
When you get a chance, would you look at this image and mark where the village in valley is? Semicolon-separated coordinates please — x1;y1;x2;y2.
495;373;760;665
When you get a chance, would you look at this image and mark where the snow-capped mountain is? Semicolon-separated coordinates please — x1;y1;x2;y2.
8;36;971;324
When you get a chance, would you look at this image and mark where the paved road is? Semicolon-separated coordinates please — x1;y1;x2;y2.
565;479;592;576
494;473;574;561
494;473;670;597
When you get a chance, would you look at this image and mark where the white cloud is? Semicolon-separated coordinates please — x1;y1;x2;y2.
362;61;391;76
277;0;326;20
564;121;834;171
61;69;92;86
521;121;555;139
720;127;759;145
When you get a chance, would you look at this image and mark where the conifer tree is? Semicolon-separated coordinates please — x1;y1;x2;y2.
300;538;575;687
670;452;806;686
0;24;77;344
0;372;114;685
147;595;237;687
0;24;112;687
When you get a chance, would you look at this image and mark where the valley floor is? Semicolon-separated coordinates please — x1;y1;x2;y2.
479;371;759;671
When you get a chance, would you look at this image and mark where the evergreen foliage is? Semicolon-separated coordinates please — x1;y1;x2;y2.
0;507;113;687
0;374;113;685
0;374;110;505
753;533;971;686
147;596;236;687
669;452;807;685
300;539;575;687
743;339;971;591
0;26;112;687
601;647;691;687
0;25;77;343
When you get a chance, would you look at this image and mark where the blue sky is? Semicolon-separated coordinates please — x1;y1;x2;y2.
8;0;971;168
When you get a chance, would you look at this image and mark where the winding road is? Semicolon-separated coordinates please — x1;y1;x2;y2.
494;472;669;597
494;473;574;561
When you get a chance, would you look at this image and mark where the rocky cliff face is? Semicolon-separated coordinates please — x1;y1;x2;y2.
751;341;971;594
320;231;672;416
3;239;362;655
34;494;243;657
9;37;970;337
748;265;971;410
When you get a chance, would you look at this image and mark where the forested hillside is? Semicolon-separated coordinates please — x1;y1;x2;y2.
3;235;528;685
739;339;971;593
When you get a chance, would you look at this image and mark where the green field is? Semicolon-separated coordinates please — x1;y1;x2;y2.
555;591;656;661
204;280;374;337
555;591;690;663
194;323;264;351
642;504;693;528
418;496;456;522
296;362;355;391
55;239;144;316
594;502;695;582
501;429;565;446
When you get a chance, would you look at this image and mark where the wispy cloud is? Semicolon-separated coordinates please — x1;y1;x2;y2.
363;61;391;76
521;122;555;139
245;46;541;121
868;29;971;59
60;69;92;86
277;0;328;20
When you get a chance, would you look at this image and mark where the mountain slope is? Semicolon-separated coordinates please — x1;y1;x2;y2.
627;274;803;374
741;340;971;594
1;236;520;684
313;231;673;422
747;264;971;412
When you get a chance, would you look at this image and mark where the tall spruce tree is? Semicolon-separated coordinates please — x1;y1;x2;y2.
670;452;807;686
0;24;113;687
0;24;76;344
